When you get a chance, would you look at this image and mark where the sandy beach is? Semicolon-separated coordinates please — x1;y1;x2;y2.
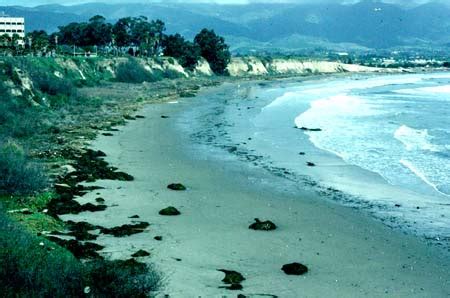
62;81;450;297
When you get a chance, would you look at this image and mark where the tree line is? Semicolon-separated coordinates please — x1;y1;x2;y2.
0;15;231;74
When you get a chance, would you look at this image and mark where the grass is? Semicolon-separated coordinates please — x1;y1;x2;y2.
0;141;48;196
116;59;164;83
0;206;162;297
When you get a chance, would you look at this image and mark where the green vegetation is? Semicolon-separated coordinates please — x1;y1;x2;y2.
116;59;158;83
194;29;231;75
0;207;161;297
0;141;48;196
162;34;201;71
1;14;231;75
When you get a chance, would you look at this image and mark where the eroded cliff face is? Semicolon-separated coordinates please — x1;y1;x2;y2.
226;56;382;77
0;55;382;107
0;57;214;106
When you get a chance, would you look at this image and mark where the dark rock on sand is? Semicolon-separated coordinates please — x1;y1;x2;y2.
306;162;316;167
281;262;308;275
299;152;306;155
154;236;163;241
123;115;136;120
167;183;186;191
102;133;114;136
100;222;150;237
179;91;197;98
47;197;106;216
129;215;140;219
66;221;101;241
249;218;277;231
63;149;134;185
135;115;145;119
218;269;245;284
220;283;243;290
95;197;105;203
131;249;151;257
161;115;170;119
46;236;104;259
299;127;322;132
81;203;108;213
159;206;181;216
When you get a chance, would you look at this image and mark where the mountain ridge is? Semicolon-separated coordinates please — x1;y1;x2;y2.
1;2;449;52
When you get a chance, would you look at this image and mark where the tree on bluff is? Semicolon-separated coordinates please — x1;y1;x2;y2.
162;34;200;71
194;29;230;75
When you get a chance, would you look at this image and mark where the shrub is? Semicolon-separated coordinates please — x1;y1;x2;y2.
0;141;48;195
33;73;77;97
0;208;85;297
116;59;155;83
86;259;162;297
0;206;163;297
0;81;46;138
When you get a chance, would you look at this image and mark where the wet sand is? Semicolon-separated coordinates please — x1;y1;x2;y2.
63;83;450;297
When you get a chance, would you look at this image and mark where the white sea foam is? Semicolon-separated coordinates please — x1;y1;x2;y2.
294;94;382;129
394;125;440;152
399;159;449;197
266;75;424;110
394;84;450;96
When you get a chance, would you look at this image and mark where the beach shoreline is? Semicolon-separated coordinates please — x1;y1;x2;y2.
63;79;450;296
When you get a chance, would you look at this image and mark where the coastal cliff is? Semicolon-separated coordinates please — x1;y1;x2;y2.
1;56;383;107
226;56;383;77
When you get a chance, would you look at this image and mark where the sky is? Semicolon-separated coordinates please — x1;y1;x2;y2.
0;0;441;7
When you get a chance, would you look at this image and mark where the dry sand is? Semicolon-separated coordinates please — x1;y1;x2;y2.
63;84;450;297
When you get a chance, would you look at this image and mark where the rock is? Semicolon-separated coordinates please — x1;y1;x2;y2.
54;183;71;193
81;203;107;213
135;115;145;119
159;206;181;216
299;152;306;155
154;236;163;241
66;221;101;241
123;115;136;120
129;215;140;219
221;284;243;291
179;91;196;98
249;218;277;231
281;262;308;275
95;197;105;203
167;183;186;191
131;249;151;257
218;269;245;284
299;127;322;132
102;133;114;136
306;162;316;167
100;222;149;237
161;115;170;119
60;165;77;175
46;236;104;259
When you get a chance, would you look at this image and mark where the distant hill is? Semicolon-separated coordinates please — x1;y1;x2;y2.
2;1;450;53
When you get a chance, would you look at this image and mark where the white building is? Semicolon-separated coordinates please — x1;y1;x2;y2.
0;16;25;44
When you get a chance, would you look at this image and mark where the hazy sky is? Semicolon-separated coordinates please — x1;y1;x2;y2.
0;0;440;7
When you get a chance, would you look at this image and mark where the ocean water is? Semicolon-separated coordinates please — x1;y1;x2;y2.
294;73;450;198
180;73;450;246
